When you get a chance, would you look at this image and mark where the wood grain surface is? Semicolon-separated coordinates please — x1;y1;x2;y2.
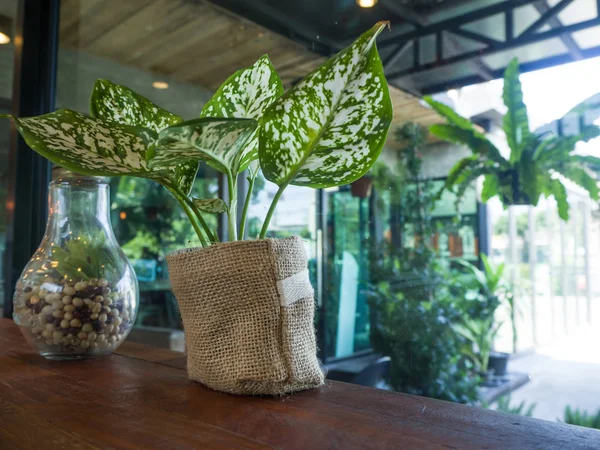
0;318;598;449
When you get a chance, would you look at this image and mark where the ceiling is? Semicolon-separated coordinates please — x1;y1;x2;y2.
213;0;600;95
58;0;444;142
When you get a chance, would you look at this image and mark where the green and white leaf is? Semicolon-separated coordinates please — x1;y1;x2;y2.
150;117;258;176
173;162;200;197
89;79;199;194
246;159;261;180
90;79;182;133
260;22;392;188
11;109;157;177
192;198;228;214
201;55;283;120
503;58;531;163
200;55;283;172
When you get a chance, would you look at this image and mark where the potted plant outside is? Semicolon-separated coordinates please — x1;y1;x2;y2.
455;254;514;380
453;317;503;386
2;22;393;395
425;58;600;221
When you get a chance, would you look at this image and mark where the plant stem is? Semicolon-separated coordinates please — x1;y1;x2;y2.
227;171;237;241
179;198;208;247
181;195;218;243
166;186;217;245
238;175;255;240
259;182;287;239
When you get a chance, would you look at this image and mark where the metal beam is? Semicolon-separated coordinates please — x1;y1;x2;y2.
380;0;425;27
380;1;496;82
418;42;600;93
207;0;343;56
534;0;583;60
448;27;503;47
445;34;494;81
383;41;411;68
379;0;542;47
386;16;600;80
522;0;573;36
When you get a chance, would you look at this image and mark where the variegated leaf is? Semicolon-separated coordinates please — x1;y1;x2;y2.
247;159;261;180
200;55;283;172
171;162;198;196
10;109;157;177
90;79;197;195
90;79;183;133
192;198;228;214
150;118;258;176
259;22;392;188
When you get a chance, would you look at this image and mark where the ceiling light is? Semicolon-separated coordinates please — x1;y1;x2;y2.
357;0;378;8
152;81;169;90
0;15;12;44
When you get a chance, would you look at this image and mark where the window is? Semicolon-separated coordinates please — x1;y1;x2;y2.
0;0;17;309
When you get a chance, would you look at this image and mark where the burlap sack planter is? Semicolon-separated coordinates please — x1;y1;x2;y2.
166;236;325;395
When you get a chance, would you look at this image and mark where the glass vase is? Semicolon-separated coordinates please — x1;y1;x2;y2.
12;168;138;360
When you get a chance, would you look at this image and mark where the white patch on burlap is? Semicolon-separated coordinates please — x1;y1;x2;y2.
277;269;313;307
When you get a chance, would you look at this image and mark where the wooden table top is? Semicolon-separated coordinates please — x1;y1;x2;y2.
1;318;599;450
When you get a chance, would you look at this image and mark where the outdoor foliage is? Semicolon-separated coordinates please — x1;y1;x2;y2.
562;406;600;429
455;254;518;359
425;58;600;221
1;22;392;244
454;254;503;320
492;395;536;417
368;123;480;404
453;317;502;373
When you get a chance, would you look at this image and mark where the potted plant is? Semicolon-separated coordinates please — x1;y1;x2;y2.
350;175;373;199
456;254;514;378
2;22;393;395
424;58;600;221
453;317;503;386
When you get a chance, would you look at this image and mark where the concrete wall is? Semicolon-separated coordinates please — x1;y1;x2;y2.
420;141;471;179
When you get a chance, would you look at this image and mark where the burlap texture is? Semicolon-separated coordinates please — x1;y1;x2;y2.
166;236;324;395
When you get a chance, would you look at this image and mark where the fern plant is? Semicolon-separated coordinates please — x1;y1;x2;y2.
562;406;600;429
425;58;600;221
492;395;536;417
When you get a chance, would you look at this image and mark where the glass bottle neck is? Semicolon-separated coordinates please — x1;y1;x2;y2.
45;177;113;239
